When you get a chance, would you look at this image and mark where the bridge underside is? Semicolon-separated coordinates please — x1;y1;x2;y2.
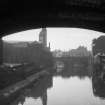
0;0;105;64
0;0;105;37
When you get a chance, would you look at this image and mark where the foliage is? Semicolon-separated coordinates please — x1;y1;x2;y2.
92;35;105;55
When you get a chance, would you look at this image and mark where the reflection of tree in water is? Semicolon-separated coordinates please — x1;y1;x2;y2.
92;65;105;99
54;60;92;79
7;75;53;105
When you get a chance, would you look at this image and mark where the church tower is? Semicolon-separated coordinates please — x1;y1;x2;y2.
39;28;47;47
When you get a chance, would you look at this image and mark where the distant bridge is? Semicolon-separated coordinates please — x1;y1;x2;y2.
55;56;92;66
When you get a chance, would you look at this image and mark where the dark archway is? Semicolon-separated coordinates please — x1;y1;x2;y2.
0;0;105;37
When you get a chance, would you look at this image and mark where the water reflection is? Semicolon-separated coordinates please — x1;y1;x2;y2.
2;60;105;105
47;77;93;105
92;64;105;99
55;60;92;79
4;59;92;105
9;75;53;105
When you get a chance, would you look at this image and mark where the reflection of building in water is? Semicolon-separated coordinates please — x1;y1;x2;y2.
25;76;53;105
92;76;105;99
8;75;53;105
92;66;105;99
41;91;47;105
55;61;64;72
54;60;91;79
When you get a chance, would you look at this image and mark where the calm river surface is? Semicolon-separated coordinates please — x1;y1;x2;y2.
9;61;105;105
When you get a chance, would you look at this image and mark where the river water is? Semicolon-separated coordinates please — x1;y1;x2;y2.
4;61;105;105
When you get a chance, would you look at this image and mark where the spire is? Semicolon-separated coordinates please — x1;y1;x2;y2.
39;28;47;47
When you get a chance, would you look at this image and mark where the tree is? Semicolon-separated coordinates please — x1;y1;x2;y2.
92;36;105;56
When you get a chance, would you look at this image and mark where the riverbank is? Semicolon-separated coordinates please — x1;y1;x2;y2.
0;69;50;98
0;63;50;89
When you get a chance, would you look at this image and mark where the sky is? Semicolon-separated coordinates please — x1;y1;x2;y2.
2;28;105;51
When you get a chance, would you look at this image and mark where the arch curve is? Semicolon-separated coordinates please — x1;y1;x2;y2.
0;0;105;37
